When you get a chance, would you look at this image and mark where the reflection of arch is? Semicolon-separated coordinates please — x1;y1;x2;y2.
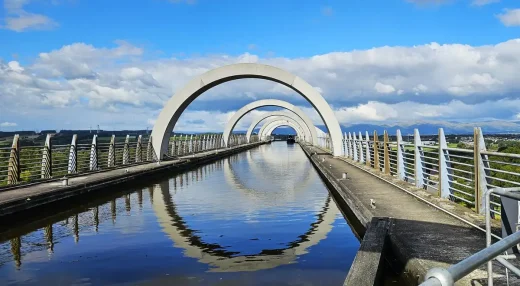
259;118;301;141
246;110;316;143
151;63;343;159
152;177;338;272
222;99;318;145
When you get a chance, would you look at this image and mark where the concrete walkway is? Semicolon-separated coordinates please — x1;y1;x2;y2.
301;144;515;286
0;143;262;217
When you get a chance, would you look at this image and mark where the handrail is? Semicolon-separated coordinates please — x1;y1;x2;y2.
421;187;520;286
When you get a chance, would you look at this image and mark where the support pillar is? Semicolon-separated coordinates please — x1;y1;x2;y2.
41;134;52;179
107;135;115;167
136;135;142;163
89;135;98;171
68;134;77;174
396;130;405;181
383;130;390;175
123;135;130;165
414;129;424;188
7;134;20;185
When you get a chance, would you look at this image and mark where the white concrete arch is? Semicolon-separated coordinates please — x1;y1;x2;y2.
222;99;318;146
265;123;300;138
258;117;303;141
246;110;316;143
151;63;343;159
250;113;309;141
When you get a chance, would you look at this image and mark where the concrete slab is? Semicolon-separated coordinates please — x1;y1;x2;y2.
301;144;516;286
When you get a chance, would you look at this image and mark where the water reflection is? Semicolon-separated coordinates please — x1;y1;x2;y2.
0;142;359;285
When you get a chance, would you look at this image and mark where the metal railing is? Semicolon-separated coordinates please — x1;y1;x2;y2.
421;187;520;286
341;127;520;216
0;132;253;188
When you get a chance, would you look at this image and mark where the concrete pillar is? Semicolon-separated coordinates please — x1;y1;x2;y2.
136;135;142;163
365;132;371;168
438;128;452;198
384;131;390;175
358;131;364;163
107;135;116;167
414;129;424;188
123;135;130;165
68;134;77;174
89;134;98;171
41;134;52;179
474;127;489;214
396;130;405;181
7;134;20;185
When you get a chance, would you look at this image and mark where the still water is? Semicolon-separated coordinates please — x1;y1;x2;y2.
0;142;360;285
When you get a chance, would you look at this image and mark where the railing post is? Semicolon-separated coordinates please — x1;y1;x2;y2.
136;135;142;162
89;134;98;171
123;135;130;165
384;130;390;175
68;134;77;174
358;132;364;163
438;128;452;198
474;127;489;214
41;134;52;179
189;135;193;154
396;130;405;181
107;135;115;167
7;134;20;185
414;129;424;188
146;135;153;161
373;131;380;171
365;131;371;167
352;132;358;161
343;132;347;157
347;132;352;160
170;135;177;157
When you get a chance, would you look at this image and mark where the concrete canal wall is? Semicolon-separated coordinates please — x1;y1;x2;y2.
0;142;265;218
300;143;512;285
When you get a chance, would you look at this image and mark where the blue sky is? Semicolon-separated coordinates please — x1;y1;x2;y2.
1;0;520;132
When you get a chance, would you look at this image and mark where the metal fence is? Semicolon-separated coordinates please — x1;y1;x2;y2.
340;127;520;216
0;133;252;188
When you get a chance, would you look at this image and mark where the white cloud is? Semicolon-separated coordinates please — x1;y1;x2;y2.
497;9;520;27
4;39;520;131
374;82;396;94
2;0;59;32
0;122;17;127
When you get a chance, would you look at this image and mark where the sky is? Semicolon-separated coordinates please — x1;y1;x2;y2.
1;0;520;133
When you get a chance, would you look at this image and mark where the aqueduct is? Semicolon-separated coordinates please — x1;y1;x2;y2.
245;110;316;143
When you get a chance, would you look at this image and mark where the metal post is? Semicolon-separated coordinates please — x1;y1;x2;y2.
68;134;77;174
358;131;364;163
123;135;130;165
438;128;452;198
171;135;176;156
107;135;115;168
146;135;153;161
373;131;380;171
7;134;20;184
475;127;489;214
352;132;358;161
384;130;390;175
347;132;352;160
89;134;98;171
189;135;193;154
343;132;348;157
365;131;371;168
136;135;142;163
41;134;52;179
414;129;424;188
396;130;405;181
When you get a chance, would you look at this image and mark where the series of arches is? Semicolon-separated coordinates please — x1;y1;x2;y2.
151;63;344;157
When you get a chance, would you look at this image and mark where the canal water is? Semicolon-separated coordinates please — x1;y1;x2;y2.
0;142;360;285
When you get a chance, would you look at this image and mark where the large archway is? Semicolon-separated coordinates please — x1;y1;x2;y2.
246;110;316;143
264;123;299;138
258;118;303;141
222;99;318;146
151;63;343;159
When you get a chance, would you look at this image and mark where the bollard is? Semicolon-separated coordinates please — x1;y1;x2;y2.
62;177;69;186
342;173;347;179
